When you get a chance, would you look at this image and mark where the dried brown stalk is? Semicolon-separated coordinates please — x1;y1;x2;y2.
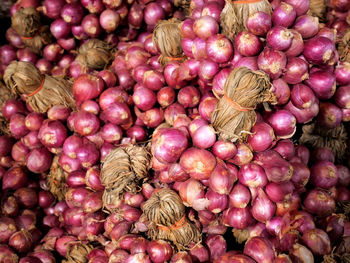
308;0;326;21
47;156;68;201
152;18;184;66
64;243;93;263
211;67;276;142
101;144;151;213
142;188;201;251
338;29;350;62
174;0;191;15
75;39;114;70
299;122;348;163
220;0;272;41
0;81;17;135
3;61;75;113
21;26;53;55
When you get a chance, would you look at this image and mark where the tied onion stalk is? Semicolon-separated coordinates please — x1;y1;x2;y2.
211;67;276;142
101;144;151;213
299;122;348;163
3;61;76;113
0;81;17;135
338;29;350;63
47;155;68;201
308;0;326;22
220;0;272;41
75;39;114;71
11;7;53;54
173;0;191;16
152;18;185;66
142;188;201;251
63;242;93;263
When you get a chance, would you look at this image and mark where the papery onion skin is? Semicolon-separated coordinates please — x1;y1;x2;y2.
272;2;296;28
246;11;272;36
238;163;267;188
206;34;233;63
301;229;331;256
303;189;335;216
235;31;262;57
243;237;276;263
229;183;251;208
258;48;287;80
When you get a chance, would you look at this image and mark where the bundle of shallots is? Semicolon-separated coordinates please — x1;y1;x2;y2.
142;188;201;251
63;243;93;263
300;122;348;162
75;39;114;70
101;144;151;213
0;81;17;135
47;156;68;201
11;7;52;54
338;30;350;63
220;0;272;41
308;0;326;21
153;18;185;66
211;67;276;142
3;61;75;113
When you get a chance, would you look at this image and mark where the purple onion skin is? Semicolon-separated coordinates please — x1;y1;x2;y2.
301;229;331;256
244;237;276;263
272;2;296;28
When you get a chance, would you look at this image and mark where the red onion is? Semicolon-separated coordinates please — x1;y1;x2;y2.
11;141;29;164
238;163;267;188
193;15;219;39
1;196;19;217
267;26;293;51
204;235;227;261
229;183;250;209
9;114;29;139
22;132;41;150
74;111;100;136
304;189;335;216
246;11;272;36
38;120;67;148
63;135;83;159
335;62;350;86
0;217;17;243
305;70;336;100
59;154;82;173
29;250;55;263
282;57;309;84
272;2;296;28
42;0;65;19
99;88;130;111
317;102;342;129
147;240;172;263
26;148;52;173
284;100;319;123
180;148;216;180
156;87;175;108
5;28;24;49
43;44;63;62
251;188;276;222
258;48;287;79
335;85;350;109
55;236;77;256
303;36;336;66
229;143;253;166
0;136;14;157
285;30;304;57
206;34;233;63
104;102;132;126
2;167;28;190
205;189;228;213
14;188;37;208
17;48;37;64
81;14;102;38
2;100;27;120
61;3;84;24
310;161;338;188
233;56;259;71
188;243;209;263
212;68;231;96
342;108;350;121
209;160;234;195
129;237;148;254
144;2;165;26
293;15;319;39
57;38;76;51
235;31;262;57
99;9;120;33
301;229;331;256
179;179;209;210
132;86;156;112
290;84;316;109
198;59;219;81
47;105;71;121
127;2;143;29
125;253;151;263
266;181;294;203
66;170;86;188
244;237;275;263
192;125;216;149
0;45;16;66
76;141;100;168
284;0;309;16
212;140;237;160
337;165;350;187
247;122;275;152
38;191;55;208
9;230;32;253
73;74;104;104
289;244;314;262
273;139;295;160
50;19;71;39
266;109;296;139
83;192;103;213
100;123;122;144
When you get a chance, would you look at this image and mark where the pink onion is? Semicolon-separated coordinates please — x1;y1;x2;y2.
266;181;294;202
22;131;41;149
267;26;293;51
293;15;319;39
272;2;296;28
193;15;219;39
178;86;200;108
238;163;267;188
74;111;100;136
147;240;173;263
235;31;262;57
273;139;295;160
284;100;319;123
251;188;276;222
180;148;216;180
61;3;84;24
192;125;216;149
305;70;336;100
247;122;275;152
266;109;296;138
206;34;233;63
258;48;287;79
335;62;350;85
246;11;272;36
304;189;335;216
179;179;208;210
303;36;336;66
144;2;165;26
229;143;253;166
9;114;29;139
301;229;331;256
317;102;342;129
38;120;67;148
223;207;254;229
285;30;304;57
335;85;350;109
99;9;120;33
76;140;100;168
310;161;338;188
73;74;104;104
2;100;27;120
42;0;65;19
290;84;316;109
26;148;52;173
289;244;314;262
284;0;309;16
204;235;227;261
283;57;309;84
212;140;237;160
244;237;275;263
208;160;234;195
81;14;102;38
229;183;251;208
